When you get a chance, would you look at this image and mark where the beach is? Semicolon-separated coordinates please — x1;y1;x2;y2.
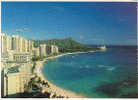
34;53;86;98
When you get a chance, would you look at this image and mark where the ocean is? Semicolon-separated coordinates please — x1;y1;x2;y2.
42;46;137;98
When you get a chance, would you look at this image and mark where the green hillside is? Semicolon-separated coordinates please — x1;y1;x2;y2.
33;37;99;53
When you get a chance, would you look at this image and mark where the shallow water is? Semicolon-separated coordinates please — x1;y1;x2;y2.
42;46;137;98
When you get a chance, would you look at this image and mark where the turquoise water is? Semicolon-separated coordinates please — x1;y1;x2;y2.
42;46;137;98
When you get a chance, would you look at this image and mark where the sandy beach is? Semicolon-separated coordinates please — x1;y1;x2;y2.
34;52;87;98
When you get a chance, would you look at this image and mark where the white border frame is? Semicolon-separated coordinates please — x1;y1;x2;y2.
0;0;138;100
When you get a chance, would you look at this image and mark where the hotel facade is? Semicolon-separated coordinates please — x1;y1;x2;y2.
1;33;59;97
39;44;59;57
1;33;34;97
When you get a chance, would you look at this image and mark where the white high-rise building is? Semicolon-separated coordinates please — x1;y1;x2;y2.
51;45;59;54
19;37;23;52
33;47;40;57
27;40;33;53
6;35;12;52
39;45;59;57
46;45;51;55
2;64;32;97
12;35;20;52
11;35;33;53
1;33;34;97
1;33;12;53
4;72;26;97
1;33;34;53
39;44;47;57
1;33;6;53
55;46;59;53
24;39;28;52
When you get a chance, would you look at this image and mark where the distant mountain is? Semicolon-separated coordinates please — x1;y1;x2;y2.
33;37;99;53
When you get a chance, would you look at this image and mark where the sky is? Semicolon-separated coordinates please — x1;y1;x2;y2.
2;2;137;45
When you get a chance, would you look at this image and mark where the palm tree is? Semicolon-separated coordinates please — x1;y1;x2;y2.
32;62;36;73
42;81;49;87
37;77;41;83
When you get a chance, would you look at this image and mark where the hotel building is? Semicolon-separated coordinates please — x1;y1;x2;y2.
6;73;25;97
1;33;34;97
1;33;34;63
46;45;51;55
2;64;32;97
51;45;59;54
12;35;20;52
39;44;59;57
11;35;34;53
39;44;47;57
33;47;40;57
13;53;32;63
1;33;59;97
1;33;12;53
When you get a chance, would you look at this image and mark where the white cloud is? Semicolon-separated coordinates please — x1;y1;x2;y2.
79;35;84;40
13;28;29;33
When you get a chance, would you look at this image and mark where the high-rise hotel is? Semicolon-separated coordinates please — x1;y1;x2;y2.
39;44;59;57
1;33;34;97
11;35;33;53
1;33;12;53
39;44;47;57
1;33;34;64
1;33;59;97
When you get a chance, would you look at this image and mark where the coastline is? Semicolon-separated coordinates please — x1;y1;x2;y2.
34;52;90;98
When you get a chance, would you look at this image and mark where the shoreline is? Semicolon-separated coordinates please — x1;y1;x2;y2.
34;51;95;98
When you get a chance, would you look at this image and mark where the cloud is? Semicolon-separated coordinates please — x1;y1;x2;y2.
23;28;29;32
81;38;105;44
79;35;85;40
84;38;104;42
13;28;29;33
